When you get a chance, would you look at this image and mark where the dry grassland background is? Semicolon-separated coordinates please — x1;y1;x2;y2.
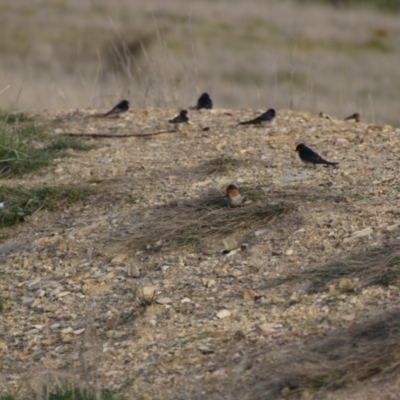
0;0;400;126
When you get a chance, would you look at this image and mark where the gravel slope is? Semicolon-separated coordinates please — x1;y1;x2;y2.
1;108;400;399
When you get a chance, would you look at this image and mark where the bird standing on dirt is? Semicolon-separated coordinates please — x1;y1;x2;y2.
102;99;130;117
196;93;213;110
345;112;360;122
239;108;276;126
296;144;338;167
169;110;189;124
225;184;246;207
319;111;332;120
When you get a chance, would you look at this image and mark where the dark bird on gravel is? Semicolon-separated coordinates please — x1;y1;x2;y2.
169;109;189;124
345;112;360;122
225;184;246;208
319;111;332;120
103;99;130;117
239;108;276;126
196;93;213;110
296;143;338;167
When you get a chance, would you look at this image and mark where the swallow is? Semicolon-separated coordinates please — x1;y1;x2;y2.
295;143;338;167
169;109;189;124
345;112;360;122
102;100;130;117
319;111;332;120
196;93;213;110
225;184;246;208
239;108;276;126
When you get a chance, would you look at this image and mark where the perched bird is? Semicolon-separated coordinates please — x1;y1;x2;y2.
225;184;246;208
239;108;276;126
295;144;338;167
345;112;360;122
319;111;332;120
169;109;189;124
196;93;213;110
102;99;130;117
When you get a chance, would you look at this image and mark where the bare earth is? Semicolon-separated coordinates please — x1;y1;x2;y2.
1;108;400;399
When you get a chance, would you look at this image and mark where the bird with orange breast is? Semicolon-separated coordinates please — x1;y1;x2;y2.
225;184;246;208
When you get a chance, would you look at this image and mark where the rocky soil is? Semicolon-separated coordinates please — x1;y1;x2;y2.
1;108;400;399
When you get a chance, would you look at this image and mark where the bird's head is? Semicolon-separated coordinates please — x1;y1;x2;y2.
296;144;306;153
226;184;239;197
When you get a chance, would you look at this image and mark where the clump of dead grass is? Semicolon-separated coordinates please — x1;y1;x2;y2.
186;156;269;180
103;32;155;77
269;240;400;293
239;309;400;399
197;156;245;176
126;188;293;253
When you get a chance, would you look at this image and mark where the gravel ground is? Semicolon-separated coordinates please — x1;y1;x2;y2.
1;107;400;399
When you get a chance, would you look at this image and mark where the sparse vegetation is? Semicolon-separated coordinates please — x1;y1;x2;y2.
0;184;93;227
0;296;5;313
126;189;292;253
1;0;400;125
268;241;400;292
296;0;400;12
0;384;125;400
1;106;400;399
241;309;400;399
47;136;95;153
0;110;34;124
0;124;51;176
0;118;93;177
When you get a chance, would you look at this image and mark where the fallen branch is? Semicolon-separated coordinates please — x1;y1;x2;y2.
57;130;177;138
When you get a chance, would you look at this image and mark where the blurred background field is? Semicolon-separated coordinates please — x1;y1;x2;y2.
0;0;399;126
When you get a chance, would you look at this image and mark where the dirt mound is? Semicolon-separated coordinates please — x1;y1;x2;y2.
1;108;400;399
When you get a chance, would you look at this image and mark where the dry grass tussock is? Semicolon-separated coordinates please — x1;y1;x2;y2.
269;239;400;292
9;309;400;399
237;308;400;399
122;186;294;254
184;241;400;399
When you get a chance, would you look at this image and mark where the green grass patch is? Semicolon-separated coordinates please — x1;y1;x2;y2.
295;0;400;12
0;119;94;177
47;136;95;152
307;370;346;391
0;110;34;124
41;386;121;400
0;296;5;313
0;124;51;176
0;184;93;228
1;395;15;400
0;384;126;400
